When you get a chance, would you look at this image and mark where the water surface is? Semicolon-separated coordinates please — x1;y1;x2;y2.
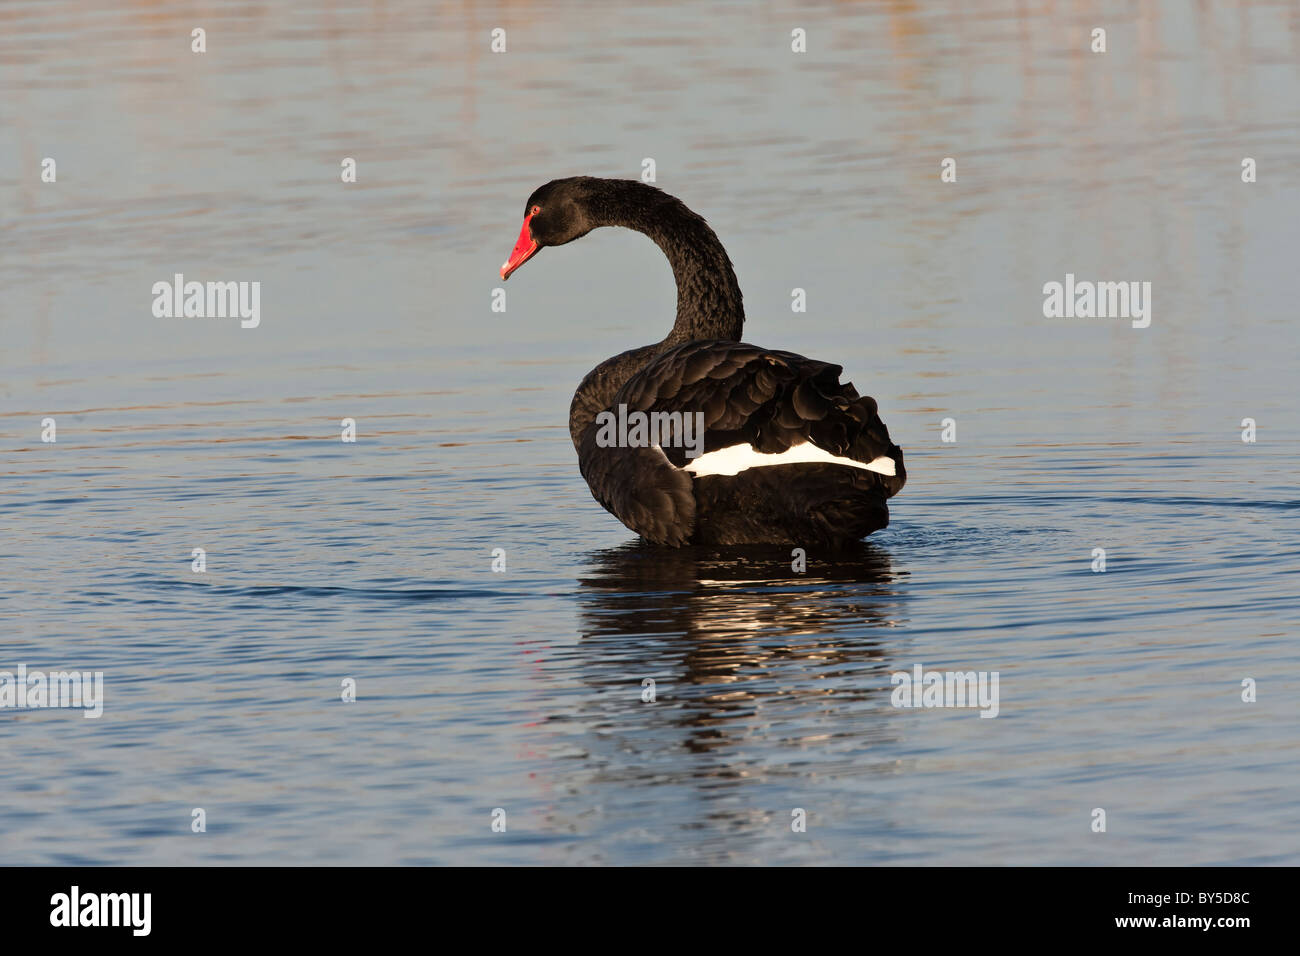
2;0;1298;865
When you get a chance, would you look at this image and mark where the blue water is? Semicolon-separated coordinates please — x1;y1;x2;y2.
2;0;1298;865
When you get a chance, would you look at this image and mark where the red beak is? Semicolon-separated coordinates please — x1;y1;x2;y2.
500;212;539;280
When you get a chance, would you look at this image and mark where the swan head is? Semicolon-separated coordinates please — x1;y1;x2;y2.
500;177;601;280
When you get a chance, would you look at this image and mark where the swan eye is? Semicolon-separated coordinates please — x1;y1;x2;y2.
530;205;541;216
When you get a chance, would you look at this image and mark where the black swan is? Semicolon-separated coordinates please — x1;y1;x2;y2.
499;177;905;547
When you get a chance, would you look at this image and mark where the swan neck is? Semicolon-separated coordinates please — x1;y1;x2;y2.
601;182;745;344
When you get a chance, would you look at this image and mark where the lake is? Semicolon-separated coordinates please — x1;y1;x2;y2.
2;0;1297;865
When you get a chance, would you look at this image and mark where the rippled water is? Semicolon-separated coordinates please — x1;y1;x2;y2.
3;0;1298;865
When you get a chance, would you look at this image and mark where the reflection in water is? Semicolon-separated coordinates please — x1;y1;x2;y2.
574;542;909;773
579;540;905;642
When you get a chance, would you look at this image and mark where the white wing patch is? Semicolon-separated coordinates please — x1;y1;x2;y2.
683;441;896;478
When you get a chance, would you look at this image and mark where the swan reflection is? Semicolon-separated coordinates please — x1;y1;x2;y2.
573;541;910;763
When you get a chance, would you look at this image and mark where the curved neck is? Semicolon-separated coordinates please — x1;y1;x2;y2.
596;180;744;345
